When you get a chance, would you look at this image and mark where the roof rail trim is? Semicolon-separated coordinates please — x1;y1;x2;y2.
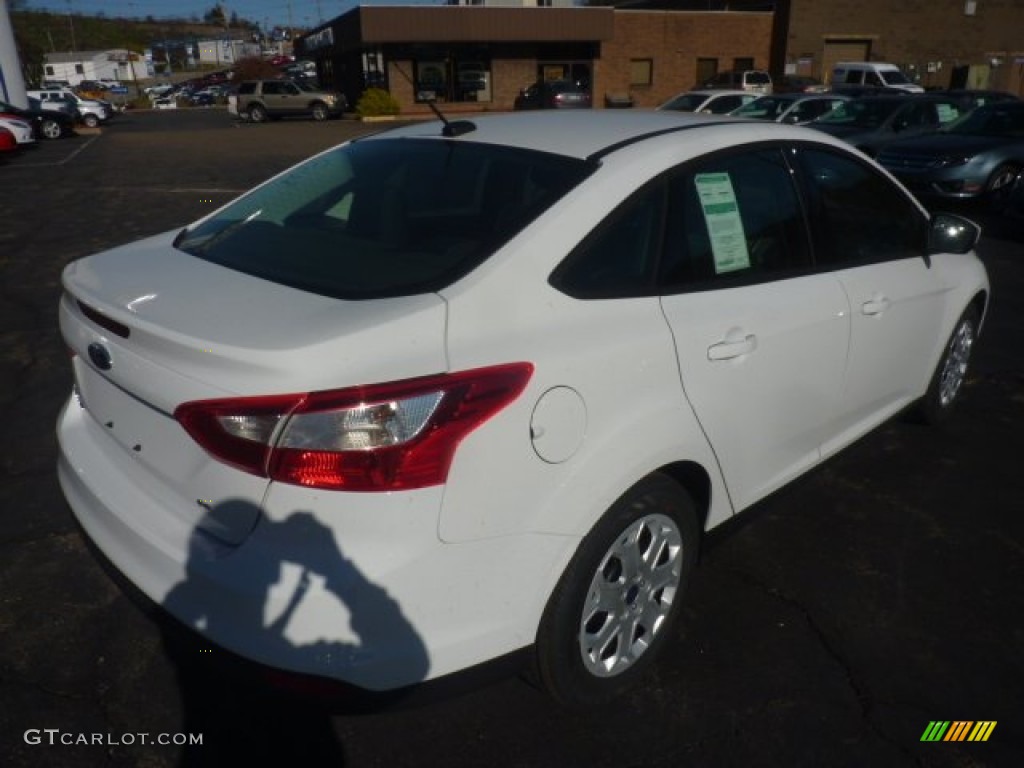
586;122;717;163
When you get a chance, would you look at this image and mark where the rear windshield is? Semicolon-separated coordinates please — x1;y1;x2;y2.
175;138;594;299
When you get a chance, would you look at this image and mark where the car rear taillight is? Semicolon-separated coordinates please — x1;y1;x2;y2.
174;363;533;492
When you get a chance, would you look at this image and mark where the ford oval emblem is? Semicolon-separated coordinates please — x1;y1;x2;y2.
87;342;113;371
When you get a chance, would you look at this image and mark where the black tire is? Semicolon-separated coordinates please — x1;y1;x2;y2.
40;118;64;140
310;101;329;121
915;306;980;425
81;113;99;128
986;163;1020;213
248;104;268;123
535;473;699;706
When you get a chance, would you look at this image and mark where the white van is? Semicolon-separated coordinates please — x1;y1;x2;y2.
830;62;924;93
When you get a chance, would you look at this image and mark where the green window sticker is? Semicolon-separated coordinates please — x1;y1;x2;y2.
936;104;958;124
694;173;750;274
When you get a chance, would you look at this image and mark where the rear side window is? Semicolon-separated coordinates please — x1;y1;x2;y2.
174;139;593;299
550;181;665;298
237;82;257;95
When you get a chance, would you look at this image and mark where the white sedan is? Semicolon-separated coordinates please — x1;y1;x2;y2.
657;88;759;114
57;111;988;704
0;114;36;145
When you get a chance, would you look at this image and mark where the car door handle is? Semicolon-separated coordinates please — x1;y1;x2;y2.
861;296;891;316
707;334;758;361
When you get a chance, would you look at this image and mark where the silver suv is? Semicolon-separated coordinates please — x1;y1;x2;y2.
27;89;113;128
228;80;347;122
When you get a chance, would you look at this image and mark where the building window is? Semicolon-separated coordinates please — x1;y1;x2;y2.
629;58;653;87
733;57;755;72
45;65;55;76
75;64;84;74
414;56;492;104
696;58;718;86
537;61;592;91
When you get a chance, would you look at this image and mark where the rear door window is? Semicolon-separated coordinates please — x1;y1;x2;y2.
660;147;812;292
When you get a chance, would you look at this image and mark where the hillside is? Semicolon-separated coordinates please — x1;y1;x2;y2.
11;10;265;83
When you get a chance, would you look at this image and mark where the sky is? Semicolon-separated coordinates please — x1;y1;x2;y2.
19;0;442;32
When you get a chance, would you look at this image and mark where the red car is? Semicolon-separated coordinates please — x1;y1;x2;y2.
0;126;17;154
269;54;293;67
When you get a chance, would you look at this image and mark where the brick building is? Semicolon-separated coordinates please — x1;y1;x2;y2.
296;6;773;113
784;0;1024;94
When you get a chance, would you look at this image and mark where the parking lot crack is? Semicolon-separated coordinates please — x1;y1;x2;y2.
727;567;924;765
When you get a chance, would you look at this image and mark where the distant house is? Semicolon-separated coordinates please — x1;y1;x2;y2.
43;50;151;85
195;39;262;66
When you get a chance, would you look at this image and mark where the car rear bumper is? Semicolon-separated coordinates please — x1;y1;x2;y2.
57;392;570;690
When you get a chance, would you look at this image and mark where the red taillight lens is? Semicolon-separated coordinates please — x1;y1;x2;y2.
174;363;533;492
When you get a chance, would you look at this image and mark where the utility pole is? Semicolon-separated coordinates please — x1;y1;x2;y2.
66;0;77;55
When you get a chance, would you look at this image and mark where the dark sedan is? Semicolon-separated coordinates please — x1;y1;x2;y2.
513;80;591;110
809;94;966;157
0;97;75;140
929;89;1019;112
876;101;1024;210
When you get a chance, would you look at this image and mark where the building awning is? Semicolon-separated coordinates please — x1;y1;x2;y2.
315;7;615;49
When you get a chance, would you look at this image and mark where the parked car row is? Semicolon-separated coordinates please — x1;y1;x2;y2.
144;73;236;108
0;97;77;146
652;83;1023;214
26;87;114;129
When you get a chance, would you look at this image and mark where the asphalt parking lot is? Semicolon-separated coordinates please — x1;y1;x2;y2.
1;109;1022;767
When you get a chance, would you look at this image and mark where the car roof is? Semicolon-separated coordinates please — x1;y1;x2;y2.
687;88;753;97
752;93;836;102
363;110;810;161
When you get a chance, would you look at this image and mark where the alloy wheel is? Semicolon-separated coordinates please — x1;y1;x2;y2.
939;317;975;407
578;513;683;677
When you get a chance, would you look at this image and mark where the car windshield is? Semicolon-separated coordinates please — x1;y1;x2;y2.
815;99;902;128
944;104;1024;137
660;93;707;112
174;138;594;300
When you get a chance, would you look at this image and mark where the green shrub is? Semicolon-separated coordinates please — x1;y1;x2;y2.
356;88;400;118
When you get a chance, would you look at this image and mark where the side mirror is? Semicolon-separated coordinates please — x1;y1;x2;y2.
928;213;981;255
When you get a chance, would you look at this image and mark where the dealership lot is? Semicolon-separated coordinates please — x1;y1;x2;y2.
1;109;1022;766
